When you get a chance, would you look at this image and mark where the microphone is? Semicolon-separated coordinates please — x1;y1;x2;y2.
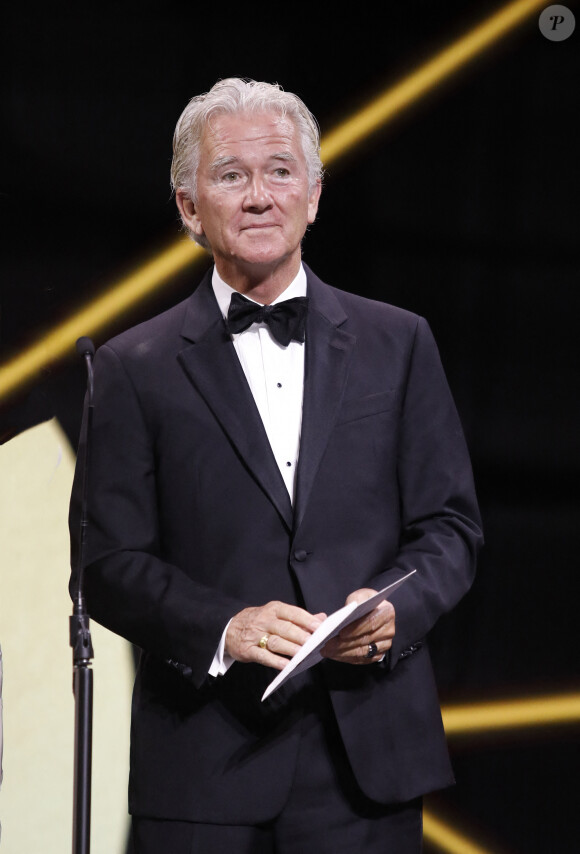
76;337;95;359
72;334;96;617
75;337;95;407
70;336;96;854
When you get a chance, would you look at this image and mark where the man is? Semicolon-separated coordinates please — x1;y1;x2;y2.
70;78;482;853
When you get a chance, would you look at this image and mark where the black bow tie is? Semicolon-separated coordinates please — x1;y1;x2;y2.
226;292;309;347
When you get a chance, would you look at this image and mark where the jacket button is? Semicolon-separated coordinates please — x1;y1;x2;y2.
294;550;308;562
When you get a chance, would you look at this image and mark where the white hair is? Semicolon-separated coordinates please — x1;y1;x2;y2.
171;78;323;246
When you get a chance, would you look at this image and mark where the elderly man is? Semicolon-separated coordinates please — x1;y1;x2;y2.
70;78;482;853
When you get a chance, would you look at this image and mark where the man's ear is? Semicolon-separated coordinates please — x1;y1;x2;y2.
307;179;322;225
176;190;204;238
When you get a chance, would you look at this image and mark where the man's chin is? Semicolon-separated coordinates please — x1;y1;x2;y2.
232;244;297;270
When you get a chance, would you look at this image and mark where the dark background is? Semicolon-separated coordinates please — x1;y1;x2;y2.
2;3;579;852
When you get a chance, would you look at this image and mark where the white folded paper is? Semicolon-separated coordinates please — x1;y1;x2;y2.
262;569;416;701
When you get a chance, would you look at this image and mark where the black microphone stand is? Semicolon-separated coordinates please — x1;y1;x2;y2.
70;337;96;854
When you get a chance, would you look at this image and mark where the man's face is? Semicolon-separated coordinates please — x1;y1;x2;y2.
177;111;321;280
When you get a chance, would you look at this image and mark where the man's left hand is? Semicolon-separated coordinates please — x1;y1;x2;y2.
321;589;395;664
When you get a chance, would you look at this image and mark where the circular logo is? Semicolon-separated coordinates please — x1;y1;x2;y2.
539;5;576;40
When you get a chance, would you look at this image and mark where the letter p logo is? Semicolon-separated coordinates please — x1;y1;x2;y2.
539;5;576;40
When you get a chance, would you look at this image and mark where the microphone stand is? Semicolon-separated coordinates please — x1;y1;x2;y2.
70;337;95;854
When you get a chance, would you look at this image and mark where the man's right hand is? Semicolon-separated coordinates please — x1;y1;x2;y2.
225;602;326;670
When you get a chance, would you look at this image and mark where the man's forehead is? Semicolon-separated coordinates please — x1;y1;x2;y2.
202;110;299;150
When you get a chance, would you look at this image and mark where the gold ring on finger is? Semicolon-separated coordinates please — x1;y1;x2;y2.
258;634;269;650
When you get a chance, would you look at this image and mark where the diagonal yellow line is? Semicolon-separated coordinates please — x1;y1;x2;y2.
442;691;580;736
1;239;206;404
0;0;545;403
423;809;500;854
424;690;580;852
320;0;545;163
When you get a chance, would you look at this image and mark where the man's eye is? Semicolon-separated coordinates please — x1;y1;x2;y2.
223;172;239;182
275;168;290;177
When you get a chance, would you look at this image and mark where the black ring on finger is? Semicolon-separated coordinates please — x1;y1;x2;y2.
365;642;378;659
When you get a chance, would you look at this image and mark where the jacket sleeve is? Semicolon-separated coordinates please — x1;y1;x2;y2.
369;317;483;668
69;343;247;688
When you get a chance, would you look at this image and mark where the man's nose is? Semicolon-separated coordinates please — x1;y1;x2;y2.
243;175;272;210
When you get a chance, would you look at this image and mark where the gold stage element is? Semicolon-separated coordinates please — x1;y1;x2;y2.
423;809;499;854
442;692;580;736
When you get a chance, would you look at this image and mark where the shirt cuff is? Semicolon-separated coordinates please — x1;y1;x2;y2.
208;619;235;677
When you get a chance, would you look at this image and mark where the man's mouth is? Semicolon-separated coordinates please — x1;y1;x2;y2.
242;223;279;230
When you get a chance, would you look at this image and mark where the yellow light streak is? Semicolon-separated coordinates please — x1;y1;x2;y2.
0;0;546;403
423;809;498;854
442;692;580;736
0;240;206;401
320;0;545;163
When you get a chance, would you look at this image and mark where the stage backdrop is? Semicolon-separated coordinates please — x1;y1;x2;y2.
0;419;132;854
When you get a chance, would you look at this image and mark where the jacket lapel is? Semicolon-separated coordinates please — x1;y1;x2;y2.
177;272;294;531
294;268;356;531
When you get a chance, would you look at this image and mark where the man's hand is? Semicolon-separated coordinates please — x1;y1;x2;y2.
321;588;395;664
225;602;326;671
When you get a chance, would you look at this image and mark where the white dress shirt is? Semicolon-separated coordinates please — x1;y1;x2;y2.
209;265;307;676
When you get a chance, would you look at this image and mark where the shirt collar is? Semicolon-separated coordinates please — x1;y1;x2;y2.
212;264;307;320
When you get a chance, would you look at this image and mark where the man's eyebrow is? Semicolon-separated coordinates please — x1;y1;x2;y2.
210;155;239;172
209;152;298;172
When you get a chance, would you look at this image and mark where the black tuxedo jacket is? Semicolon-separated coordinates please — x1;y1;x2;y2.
70;265;482;824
